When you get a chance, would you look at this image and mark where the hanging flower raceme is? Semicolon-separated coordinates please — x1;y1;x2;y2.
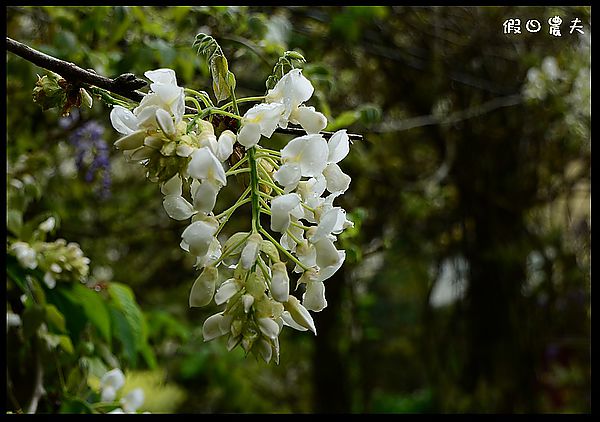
108;43;354;364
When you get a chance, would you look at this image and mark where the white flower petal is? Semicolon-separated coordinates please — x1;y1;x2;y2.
100;368;125;391
216;130;236;162
135;104;160;129
161;175;182;196
114;130;145;151
181;220;218;257
310;207;342;243
270;193;301;233
273;163;301;190
155;108;175;136
296;241;317;270
323;162;351;194
280;311;308;332
188;147;227;186
214;278;241;305
101;385;117;403
256;338;273;363
162;195;195;220
303;281;327;312
281;134;328;177
242;294;255;313
290;105;327;134
145;68;177;85
110;106;138;135
258;317;280;340
240;234;262;269
266;69;314;120
270;262;290;302
121;388;144;413
189;267;218;307
176;144;196;157
316;250;345;282
314;237;342;269
283;296;316;335
327;129;350;164
43;272;56;289
242;103;285;139
238;122;262;149
152;83;182;106
202;313;230;341
192;181;220;214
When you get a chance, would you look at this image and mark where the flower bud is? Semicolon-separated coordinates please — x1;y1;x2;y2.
240;233;263;269
283;296;316;335
270;262;289;302
189;266;218;307
257;317;280;340
202;312;232;341
303;281;327;312
214;278;241;305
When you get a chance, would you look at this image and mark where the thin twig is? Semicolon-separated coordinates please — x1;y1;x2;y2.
7;36;147;102
6;36;364;142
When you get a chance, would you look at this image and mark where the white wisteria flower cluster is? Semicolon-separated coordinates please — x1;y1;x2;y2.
99;368;147;414
109;66;353;364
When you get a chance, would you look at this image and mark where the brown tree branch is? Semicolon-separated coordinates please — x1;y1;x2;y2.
6;36;364;142
7;36;147;102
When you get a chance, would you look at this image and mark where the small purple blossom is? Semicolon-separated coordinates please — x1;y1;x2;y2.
69;120;112;199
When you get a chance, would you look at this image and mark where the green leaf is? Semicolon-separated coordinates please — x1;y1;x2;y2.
58;334;75;354
194;33;234;103
6;255;28;293
326;110;359;132
7;209;23;237
210;55;231;102
45;287;87;343
108;304;137;366
70;284;112;343
45;304;67;333
22;305;45;339
59;397;94;414
107;282;148;366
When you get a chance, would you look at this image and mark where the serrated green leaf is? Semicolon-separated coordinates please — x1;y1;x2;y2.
45;303;67;333
70;284;111;343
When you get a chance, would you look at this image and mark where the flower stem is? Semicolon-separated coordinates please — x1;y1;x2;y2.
220;96;265;110
248;147;261;233
212;233;251;267
185;96;203;112
226;167;251;177
259;228;309;271
227;154;249;173
216;186;251;219
184;88;213;107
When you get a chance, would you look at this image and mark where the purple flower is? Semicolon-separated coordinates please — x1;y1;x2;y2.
69;120;112;199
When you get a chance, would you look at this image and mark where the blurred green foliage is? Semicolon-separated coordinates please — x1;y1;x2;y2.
6;6;590;414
